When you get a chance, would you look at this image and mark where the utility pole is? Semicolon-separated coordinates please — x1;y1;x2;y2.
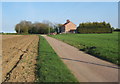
48;23;50;35
49;26;50;35
18;26;20;34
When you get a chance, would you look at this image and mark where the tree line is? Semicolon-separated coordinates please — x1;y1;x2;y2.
76;21;113;33
15;20;56;34
114;28;120;31
15;20;115;34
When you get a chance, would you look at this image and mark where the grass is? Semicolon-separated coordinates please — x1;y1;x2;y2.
49;32;119;65
36;36;78;82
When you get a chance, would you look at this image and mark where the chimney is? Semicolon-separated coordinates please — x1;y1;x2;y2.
66;19;70;23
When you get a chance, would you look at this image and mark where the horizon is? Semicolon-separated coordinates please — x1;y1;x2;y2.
1;2;118;33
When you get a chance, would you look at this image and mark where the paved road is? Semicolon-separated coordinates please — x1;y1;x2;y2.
43;35;119;82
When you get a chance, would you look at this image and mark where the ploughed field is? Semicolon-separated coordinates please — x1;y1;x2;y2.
2;35;39;82
50;32;119;65
0;35;2;83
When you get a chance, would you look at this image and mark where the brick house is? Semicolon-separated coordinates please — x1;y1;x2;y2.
60;20;76;33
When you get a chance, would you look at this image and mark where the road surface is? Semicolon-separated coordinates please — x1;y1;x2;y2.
43;35;119;82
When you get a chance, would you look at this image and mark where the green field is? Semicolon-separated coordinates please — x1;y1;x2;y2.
36;36;78;82
49;32;119;65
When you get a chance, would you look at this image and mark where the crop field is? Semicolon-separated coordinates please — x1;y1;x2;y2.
2;35;39;82
49;32;119;65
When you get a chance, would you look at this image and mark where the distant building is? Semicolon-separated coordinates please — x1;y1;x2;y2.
61;20;76;33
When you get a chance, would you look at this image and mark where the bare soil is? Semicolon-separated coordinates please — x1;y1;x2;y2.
0;35;2;83
2;35;22;40
2;35;39;82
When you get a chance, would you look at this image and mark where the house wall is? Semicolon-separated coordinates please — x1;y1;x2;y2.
65;22;76;33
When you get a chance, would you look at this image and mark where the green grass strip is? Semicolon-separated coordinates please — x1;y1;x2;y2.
36;36;78;82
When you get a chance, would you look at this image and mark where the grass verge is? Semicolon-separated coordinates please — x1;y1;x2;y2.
36;36;78;82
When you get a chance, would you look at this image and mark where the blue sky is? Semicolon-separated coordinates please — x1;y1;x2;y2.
1;2;118;33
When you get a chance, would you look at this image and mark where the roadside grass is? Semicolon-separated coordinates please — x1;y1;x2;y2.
49;32;119;65
36;36;78;82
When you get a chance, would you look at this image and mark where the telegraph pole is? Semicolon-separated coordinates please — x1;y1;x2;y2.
48;23;50;35
18;26;20;34
49;27;50;35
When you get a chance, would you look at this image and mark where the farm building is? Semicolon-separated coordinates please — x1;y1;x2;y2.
60;20;76;33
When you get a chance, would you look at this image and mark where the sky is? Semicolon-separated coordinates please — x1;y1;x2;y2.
1;2;118;33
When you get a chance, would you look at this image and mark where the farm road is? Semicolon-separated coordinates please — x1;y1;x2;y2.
43;35;119;82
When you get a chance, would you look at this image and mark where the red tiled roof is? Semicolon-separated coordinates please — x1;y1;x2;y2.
62;20;76;27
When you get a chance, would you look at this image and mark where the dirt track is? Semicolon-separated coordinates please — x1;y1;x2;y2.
2;35;39;82
43;35;119;82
